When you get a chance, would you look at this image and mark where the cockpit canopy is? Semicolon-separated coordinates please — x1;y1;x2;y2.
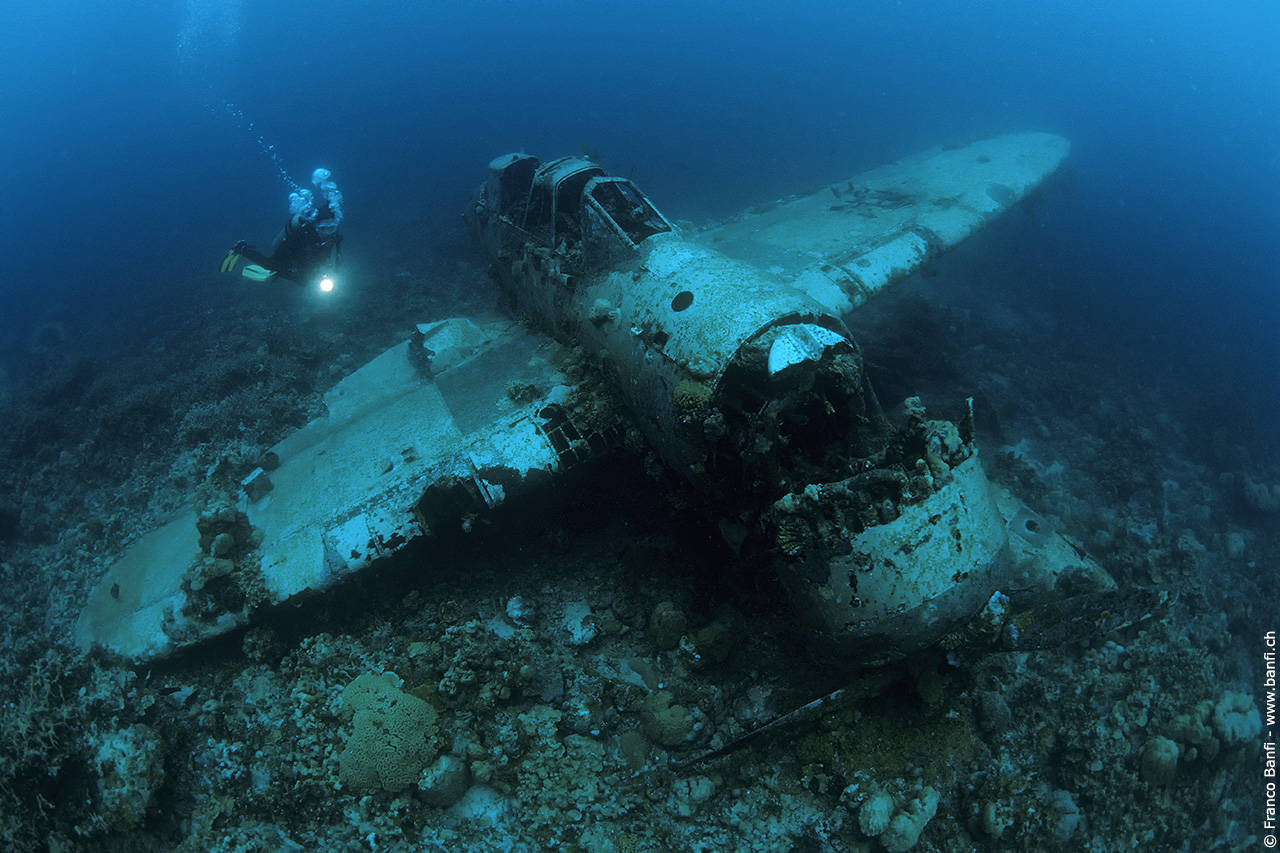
481;153;674;268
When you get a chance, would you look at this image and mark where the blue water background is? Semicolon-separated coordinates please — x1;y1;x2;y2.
1;0;1276;417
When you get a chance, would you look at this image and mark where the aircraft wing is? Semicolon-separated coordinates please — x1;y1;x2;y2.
698;132;1069;313
77;316;602;660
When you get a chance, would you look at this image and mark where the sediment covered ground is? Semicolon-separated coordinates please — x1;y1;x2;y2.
0;213;1273;851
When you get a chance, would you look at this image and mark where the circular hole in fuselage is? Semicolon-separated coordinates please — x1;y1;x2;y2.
671;290;694;312
1024;518;1040;533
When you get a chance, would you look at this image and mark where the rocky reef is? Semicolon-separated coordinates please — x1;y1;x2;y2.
0;229;1274;851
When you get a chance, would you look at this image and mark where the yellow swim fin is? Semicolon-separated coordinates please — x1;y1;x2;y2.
241;264;277;282
219;249;241;273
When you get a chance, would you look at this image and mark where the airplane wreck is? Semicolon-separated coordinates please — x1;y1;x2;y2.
78;131;1113;664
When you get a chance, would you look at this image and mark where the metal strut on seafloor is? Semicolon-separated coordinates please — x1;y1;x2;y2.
78;131;1114;665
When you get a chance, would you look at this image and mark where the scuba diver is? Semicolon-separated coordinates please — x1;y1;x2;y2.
221;168;344;290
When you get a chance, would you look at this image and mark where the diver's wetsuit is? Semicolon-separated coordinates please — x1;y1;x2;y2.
237;216;341;285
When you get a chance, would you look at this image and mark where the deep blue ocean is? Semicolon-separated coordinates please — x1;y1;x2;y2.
1;0;1276;426
2;3;1279;846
